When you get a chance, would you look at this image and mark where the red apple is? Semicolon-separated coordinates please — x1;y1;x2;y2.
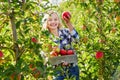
10;72;21;80
31;37;37;43
32;68;40;78
0;51;3;58
29;64;34;69
60;49;67;55
62;11;71;20
82;25;87;30
33;70;40;78
50;51;58;57
52;46;60;53
110;27;117;33
67;50;74;55
95;51;104;59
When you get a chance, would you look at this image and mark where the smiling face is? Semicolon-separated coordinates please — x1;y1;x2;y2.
47;12;60;31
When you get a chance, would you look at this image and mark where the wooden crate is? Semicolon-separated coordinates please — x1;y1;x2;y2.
49;55;78;65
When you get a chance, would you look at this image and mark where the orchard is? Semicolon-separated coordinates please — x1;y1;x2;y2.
0;0;120;80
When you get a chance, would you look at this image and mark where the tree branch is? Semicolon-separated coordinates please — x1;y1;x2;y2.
8;0;19;63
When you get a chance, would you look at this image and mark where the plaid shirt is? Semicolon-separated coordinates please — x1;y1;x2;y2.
50;28;79;50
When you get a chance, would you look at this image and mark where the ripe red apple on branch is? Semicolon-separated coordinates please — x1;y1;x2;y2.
32;68;41;78
10;72;21;80
0;51;4;58
31;37;38;43
95;51;104;59
82;25;87;30
29;63;34;70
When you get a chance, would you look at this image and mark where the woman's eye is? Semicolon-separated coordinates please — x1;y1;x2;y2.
48;19;52;21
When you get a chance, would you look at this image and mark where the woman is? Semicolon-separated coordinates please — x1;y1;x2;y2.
42;10;80;80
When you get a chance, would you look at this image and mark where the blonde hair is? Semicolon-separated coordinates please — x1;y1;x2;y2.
42;10;62;31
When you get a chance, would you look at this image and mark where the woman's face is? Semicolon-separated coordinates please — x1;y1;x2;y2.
47;13;60;30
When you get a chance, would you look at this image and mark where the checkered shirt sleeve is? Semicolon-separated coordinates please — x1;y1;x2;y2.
58;28;79;49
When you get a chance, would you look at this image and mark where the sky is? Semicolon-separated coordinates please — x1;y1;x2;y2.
48;0;65;5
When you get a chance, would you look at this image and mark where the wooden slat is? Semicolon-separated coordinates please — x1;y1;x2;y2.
49;55;78;65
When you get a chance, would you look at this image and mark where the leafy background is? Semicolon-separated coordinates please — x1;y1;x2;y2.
0;0;120;80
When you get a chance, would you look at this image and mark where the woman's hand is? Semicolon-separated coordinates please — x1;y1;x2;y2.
63;15;71;23
62;11;71;23
62;11;74;32
61;61;69;66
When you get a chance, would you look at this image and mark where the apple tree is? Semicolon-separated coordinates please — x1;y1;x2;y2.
0;0;120;80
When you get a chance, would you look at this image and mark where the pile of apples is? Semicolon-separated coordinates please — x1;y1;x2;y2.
50;46;74;57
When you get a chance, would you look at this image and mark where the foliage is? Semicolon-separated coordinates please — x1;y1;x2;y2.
0;0;120;80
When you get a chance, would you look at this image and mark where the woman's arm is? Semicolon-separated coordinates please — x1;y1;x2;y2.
63;16;74;32
63;14;79;40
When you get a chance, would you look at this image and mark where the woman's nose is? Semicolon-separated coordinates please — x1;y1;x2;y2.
51;20;56;23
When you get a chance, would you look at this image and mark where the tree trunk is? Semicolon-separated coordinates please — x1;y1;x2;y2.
9;8;19;63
